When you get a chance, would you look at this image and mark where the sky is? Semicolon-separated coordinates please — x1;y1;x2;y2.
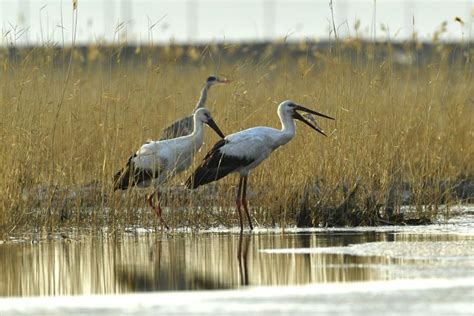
1;0;473;46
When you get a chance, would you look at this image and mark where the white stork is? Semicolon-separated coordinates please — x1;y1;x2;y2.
114;108;225;229
159;75;231;140
186;100;335;231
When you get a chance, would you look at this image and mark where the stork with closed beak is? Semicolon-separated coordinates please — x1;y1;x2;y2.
160;75;231;140
186;100;334;231
114;108;225;229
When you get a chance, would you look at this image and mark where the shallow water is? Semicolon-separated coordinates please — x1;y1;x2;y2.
1;205;474;315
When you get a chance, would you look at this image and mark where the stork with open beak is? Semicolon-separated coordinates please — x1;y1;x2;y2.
186;100;334;231
114;108;225;229
160;75;231;140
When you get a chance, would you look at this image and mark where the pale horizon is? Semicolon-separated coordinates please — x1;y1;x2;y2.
1;0;473;46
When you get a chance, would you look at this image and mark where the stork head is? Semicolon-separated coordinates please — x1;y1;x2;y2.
206;75;231;87
279;100;335;136
194;108;225;138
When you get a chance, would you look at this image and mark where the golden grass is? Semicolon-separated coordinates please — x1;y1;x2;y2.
0;43;473;237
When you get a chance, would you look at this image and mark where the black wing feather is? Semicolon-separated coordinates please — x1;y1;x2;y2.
186;139;254;189
159;115;194;140
113;154;158;190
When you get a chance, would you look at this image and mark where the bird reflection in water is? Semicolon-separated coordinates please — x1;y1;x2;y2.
115;233;252;292
237;232;251;286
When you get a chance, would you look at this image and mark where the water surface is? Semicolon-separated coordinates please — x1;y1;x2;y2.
1;206;473;315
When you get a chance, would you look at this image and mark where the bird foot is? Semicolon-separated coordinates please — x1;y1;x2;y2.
152;205;170;231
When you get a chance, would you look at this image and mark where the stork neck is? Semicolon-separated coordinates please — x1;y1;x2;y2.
194;84;210;111
188;116;205;149
277;111;297;147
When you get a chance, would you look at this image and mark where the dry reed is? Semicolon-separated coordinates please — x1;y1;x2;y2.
0;41;472;237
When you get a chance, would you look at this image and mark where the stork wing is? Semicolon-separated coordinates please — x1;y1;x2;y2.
159;115;194;140
186;139;254;189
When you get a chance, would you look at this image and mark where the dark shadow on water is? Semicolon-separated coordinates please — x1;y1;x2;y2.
237;233;251;286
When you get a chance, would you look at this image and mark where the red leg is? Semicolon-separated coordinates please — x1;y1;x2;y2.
242;176;254;230
236;176;244;232
147;191;156;212
147;190;170;230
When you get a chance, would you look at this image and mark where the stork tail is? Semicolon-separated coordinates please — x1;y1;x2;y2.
113;155;135;190
113;154;157;190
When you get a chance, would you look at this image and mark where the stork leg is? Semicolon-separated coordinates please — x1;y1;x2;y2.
241;176;254;230
235;176;244;232
147;190;170;230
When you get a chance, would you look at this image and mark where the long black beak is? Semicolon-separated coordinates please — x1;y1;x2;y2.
294;105;335;120
293;105;335;136
205;118;226;138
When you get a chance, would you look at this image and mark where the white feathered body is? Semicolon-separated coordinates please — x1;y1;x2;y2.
220;126;294;175
133;130;204;185
185;109;298;189
114;110;213;190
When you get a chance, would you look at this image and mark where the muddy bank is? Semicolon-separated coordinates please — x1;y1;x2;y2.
13;176;474;232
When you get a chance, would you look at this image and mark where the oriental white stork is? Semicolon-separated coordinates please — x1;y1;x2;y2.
114;108;225;229
186;100;335;231
159;75;231;140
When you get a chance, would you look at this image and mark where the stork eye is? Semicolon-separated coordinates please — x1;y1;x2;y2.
207;76;216;82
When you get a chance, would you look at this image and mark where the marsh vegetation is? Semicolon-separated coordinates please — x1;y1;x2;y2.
0;41;472;237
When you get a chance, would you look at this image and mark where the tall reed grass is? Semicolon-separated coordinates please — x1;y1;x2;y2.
0;41;472;237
